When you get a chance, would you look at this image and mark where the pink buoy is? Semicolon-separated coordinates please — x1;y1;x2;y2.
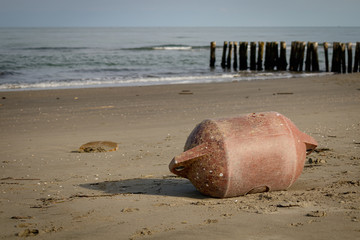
169;112;317;198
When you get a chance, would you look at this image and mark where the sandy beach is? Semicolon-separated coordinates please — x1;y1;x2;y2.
0;73;359;239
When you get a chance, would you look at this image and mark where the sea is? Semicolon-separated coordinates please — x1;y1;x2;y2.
0;27;359;91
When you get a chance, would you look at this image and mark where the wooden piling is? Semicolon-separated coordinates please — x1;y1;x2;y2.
323;42;329;72
250;42;257;70
298;42;306;72
340;43;346;73
273;42;279;70
332;42;343;73
233;41;238;70
279;41;287;70
353;42;360;72
312;42;319;71
347;43;352;73
265;42;271;70
257;41;264;70
239;42;248;70
244;42;248;70
331;42;335;72
227;42;233;69
210;41;216;68
266;42;278;71
221;41;228;68
305;42;312;72
331;42;338;72
289;41;297;71
290;41;304;71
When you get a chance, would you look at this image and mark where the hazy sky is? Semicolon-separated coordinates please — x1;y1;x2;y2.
0;0;359;27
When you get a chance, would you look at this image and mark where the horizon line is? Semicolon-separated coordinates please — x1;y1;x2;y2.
0;25;359;28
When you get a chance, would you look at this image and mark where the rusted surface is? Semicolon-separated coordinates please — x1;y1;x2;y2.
169;112;317;198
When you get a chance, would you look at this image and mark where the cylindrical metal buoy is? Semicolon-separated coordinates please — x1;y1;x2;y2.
169;112;317;198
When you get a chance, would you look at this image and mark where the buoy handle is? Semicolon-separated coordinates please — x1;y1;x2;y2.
169;143;210;177
300;132;318;155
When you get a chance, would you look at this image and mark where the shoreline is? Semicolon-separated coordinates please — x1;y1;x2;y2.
0;72;335;93
0;74;359;239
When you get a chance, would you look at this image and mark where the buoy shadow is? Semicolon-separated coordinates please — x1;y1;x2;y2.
79;177;207;199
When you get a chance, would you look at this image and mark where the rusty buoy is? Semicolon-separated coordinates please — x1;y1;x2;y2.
169;112;317;198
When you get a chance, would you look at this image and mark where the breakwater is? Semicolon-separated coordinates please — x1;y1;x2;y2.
210;41;360;73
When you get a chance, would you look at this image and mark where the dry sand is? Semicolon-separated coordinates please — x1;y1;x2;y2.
0;73;359;239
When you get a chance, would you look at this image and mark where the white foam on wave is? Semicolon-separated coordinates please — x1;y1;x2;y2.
152;46;192;50
0;74;231;91
0;72;333;91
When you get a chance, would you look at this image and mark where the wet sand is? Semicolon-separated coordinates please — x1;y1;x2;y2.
0;73;359;239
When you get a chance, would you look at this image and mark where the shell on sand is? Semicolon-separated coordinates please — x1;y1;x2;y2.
79;141;119;153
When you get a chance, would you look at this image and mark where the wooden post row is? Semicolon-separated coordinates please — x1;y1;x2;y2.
215;41;358;73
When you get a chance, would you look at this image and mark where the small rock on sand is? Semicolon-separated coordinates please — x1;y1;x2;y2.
78;141;118;153
306;210;327;217
17;229;39;237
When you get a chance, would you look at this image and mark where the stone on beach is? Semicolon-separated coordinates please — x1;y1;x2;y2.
79;141;119;153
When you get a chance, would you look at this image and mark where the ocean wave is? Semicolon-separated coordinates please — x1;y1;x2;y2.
153;46;192;50
122;44;206;51
0;74;233;90
71;67;148;73
0;71;21;77
20;47;90;51
0;72;333;91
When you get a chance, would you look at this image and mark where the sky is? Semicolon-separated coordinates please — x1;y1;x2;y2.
0;0;359;27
